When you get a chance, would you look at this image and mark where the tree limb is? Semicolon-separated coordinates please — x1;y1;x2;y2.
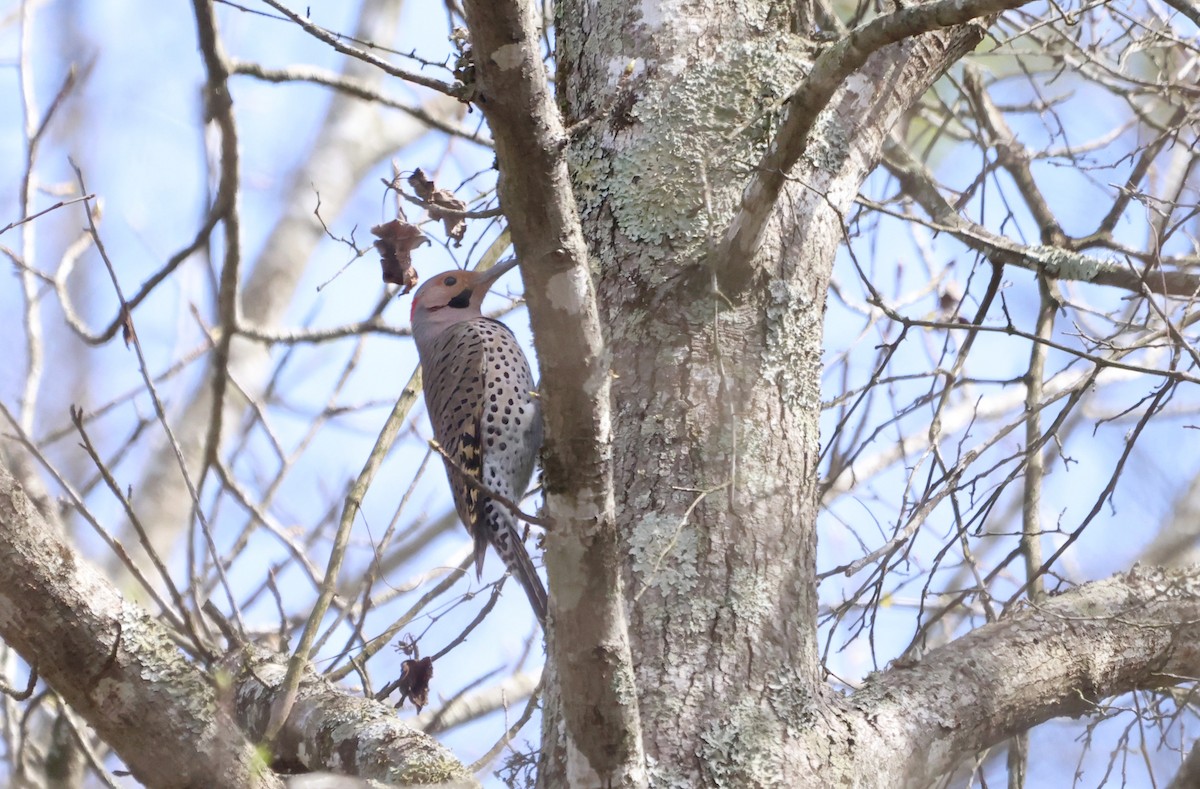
256;0;456;95
881;139;1200;297
714;0;1034;296
230;59;486;144
0;465;281;788
836;566;1200;787
457;1;646;785
226;646;478;787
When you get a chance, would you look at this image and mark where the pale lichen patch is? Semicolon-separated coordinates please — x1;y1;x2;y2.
566;735;604;787
570;35;811;274
729;566;771;627
545;268;587;312
491;43;524;70
629;512;700;596
764;668;817;738
762;279;823;413
698;698;786;787
1029;244;1106;281
804;108;852;175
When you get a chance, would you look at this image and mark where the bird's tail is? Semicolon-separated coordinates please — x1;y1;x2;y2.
485;506;548;626
507;530;548;627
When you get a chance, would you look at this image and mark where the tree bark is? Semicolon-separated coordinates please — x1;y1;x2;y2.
460;1;646;785
821;566;1200;787
552;0;1000;784
0;466;280;789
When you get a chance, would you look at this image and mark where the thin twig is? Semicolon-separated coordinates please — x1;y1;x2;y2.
230;59;486;144
72;161;239;643
0;194;94;237
257;0;456;94
269;364;424;734
325;552;473;683
428;439;553;528
469;674;543;773
69;408;208;653
0;664;36;701
0;403;186;637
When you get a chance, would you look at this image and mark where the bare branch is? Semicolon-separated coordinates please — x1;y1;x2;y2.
0;194;93;237
881;140;1200;297
256;0;457;95
714;0;1034;295
1166;742;1200;789
191;0;245;504
230;59;483;144
269;365;423;737
459;0;646;783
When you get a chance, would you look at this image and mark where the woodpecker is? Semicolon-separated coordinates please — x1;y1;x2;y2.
409;258;547;625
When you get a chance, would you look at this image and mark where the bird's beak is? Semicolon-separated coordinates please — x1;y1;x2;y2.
477;257;520;291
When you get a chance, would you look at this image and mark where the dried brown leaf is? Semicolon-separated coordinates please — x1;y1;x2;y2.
395;656;434;712
407;168;437;202
120;306;136;349
371;219;427;294
408;169;469;247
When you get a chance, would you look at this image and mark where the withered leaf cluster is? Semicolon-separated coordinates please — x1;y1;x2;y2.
372;168;475;294
393;656;434;712
371;219;426;295
409;168;468;246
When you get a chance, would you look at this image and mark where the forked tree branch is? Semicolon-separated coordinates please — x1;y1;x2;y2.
257;0;457;94
713;0;1035;296
230;59;486;143
881;139;1200;297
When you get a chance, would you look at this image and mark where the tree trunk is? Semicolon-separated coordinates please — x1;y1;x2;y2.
548;0;995;783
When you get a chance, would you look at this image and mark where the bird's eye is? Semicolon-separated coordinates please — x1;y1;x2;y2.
443;276;457;286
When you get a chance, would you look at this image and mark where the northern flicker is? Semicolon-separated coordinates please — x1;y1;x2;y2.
410;258;548;625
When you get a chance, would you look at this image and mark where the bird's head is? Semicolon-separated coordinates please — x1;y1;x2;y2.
410;257;520;356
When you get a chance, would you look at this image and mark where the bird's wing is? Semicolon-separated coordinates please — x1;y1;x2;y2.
422;318;548;624
422;322;490;574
